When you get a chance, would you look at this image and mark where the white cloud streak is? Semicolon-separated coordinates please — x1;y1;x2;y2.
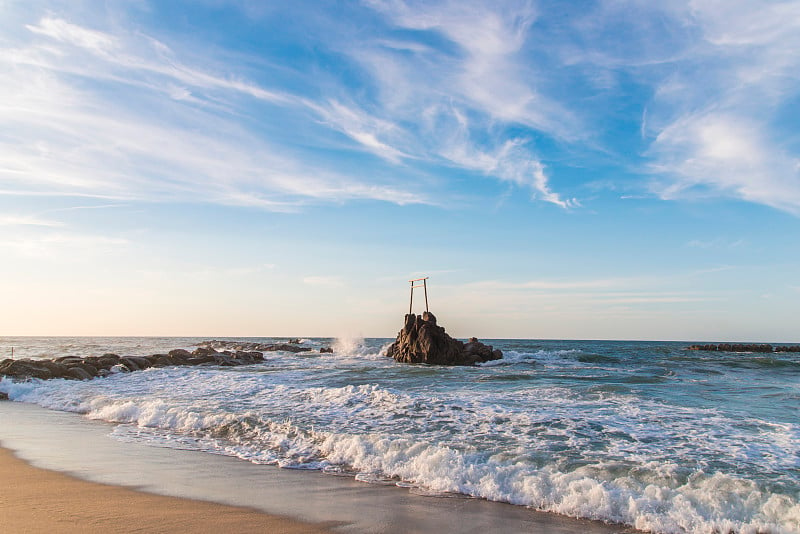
334;0;578;208
640;0;800;214
1;14;429;210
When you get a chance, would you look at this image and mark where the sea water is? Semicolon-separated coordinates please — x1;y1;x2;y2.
1;336;798;534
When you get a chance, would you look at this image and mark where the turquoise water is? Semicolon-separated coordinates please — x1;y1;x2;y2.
1;336;798;533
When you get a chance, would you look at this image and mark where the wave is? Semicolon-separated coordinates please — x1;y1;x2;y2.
669;354;800;371
2;374;798;534
477;349;580;367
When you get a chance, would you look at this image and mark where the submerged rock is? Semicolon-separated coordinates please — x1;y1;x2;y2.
199;340;311;353
386;312;502;366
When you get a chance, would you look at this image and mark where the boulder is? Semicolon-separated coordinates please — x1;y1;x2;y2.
168;349;192;364
320;347;333;353
186;355;216;365
38;360;70;378
385;312;502;366
0;359;53;380
120;357;142;371
265;344;308;353
0;391;8;401
64;362;98;378
232;351;263;363
55;356;84;365
65;367;93;380
95;355;121;369
212;354;240;366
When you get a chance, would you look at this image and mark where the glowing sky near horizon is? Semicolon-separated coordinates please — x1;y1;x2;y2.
1;0;799;340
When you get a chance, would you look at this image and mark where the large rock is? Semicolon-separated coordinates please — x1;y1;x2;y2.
386;312;502;366
0;359;54;380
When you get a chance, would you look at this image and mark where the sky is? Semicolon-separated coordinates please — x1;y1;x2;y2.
1;0;799;341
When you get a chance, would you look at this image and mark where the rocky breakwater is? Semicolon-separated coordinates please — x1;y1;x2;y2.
386;312;502;366
0;347;265;386
687;343;800;353
200;340;333;353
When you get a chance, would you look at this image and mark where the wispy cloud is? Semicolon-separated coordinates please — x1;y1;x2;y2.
638;0;800;214
333;0;579;207
1;13;429;210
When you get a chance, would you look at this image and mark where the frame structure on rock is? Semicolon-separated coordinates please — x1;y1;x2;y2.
408;277;429;314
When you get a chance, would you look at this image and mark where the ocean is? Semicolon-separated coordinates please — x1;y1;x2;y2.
1;336;798;534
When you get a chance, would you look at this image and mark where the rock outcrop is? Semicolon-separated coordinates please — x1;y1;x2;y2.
199;340;312;353
386;312;502;366
0;346;265;383
687;343;800;353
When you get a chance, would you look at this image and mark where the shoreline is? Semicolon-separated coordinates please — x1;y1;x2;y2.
0;401;636;534
0;445;332;534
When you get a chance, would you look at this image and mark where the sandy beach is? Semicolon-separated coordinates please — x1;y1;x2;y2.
0;446;332;534
0;401;634;534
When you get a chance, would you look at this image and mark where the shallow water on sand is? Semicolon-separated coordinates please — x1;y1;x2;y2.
1;336;798;533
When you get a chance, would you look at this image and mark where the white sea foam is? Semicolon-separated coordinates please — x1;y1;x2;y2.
478;349;581;367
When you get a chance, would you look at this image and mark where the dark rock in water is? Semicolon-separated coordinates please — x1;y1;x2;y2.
186;355;216;365
120;357;142;371
38;360;69;378
65;367;93;380
0;391;8;401
687;343;791;353
266;343;308;353
151;356;173;368
126;357;152;370
199;340;311;353
386;312;502;366
0;359;54;380
0;343;269;384
232;351;263;363
55;356;83;365
320;347;333;353
65;362;98;378
168;349;192;363
95;354;121;369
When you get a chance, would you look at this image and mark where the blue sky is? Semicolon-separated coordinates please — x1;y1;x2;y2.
1;0;799;340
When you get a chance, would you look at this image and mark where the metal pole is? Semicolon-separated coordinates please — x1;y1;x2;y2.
423;279;429;312
409;281;414;315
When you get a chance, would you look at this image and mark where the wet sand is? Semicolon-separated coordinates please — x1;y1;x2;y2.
0;402;637;533
0;446;331;533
